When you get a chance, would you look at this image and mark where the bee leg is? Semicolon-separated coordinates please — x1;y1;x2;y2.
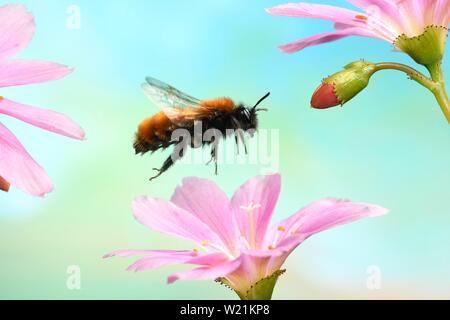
235;135;240;155
242;137;248;155
149;162;170;181
206;145;219;175
236;131;248;155
206;149;215;165
212;147;218;175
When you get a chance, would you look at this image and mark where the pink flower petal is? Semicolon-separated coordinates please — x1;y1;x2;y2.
171;177;239;252
132;196;226;249
126;252;200;272
225;253;272;290
348;0;402;19
105;248;229;273
0;98;85;140
186;252;229;266
433;0;450;25
260;200;389;277
0;121;52;196
167;258;241;284
231;174;281;248
270;199;389;247
0;4;35;60
0;60;72;87
103;249;193;258
266;2;366;27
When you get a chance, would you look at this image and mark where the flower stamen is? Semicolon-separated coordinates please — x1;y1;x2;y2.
201;239;235;260
271;225;287;250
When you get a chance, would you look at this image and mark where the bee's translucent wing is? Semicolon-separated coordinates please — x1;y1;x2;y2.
142;77;202;109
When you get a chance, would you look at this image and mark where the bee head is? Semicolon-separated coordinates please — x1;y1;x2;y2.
249;92;270;127
230;93;270;132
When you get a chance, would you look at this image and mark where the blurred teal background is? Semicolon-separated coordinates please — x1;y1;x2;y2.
0;0;449;299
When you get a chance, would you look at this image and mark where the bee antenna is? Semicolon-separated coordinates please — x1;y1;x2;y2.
252;92;270;110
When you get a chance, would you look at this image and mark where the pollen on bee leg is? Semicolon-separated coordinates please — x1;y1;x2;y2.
268;245;275;250
355;14;368;21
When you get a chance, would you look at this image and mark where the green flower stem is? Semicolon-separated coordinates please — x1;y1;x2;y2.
374;62;436;90
374;62;450;124
427;63;450;124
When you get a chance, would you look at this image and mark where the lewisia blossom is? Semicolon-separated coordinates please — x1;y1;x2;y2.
105;174;388;300
0;4;84;196
267;1;450;123
266;1;449;55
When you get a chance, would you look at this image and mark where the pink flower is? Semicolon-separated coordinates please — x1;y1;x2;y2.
0;4;85;197
105;174;388;300
266;1;449;53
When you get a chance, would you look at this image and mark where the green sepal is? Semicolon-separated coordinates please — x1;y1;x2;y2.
324;61;376;105
395;26;448;67
216;269;286;300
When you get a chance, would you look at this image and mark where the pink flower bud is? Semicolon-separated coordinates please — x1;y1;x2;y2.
311;83;340;109
311;61;377;110
0;176;10;192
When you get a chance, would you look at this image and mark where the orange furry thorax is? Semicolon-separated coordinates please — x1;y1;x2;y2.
136;97;236;144
199;97;235;113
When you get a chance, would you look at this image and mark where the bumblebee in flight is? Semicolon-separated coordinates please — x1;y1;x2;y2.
134;77;270;180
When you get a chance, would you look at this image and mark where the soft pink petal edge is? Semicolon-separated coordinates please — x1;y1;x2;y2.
0;121;53;196
171;177;239;252
266;3;366;27
273;201;389;252
0;60;73;87
0;98;85;140
231;173;281;248
0;4;35;60
276;27;381;53
167;257;241;284
132;196;225;248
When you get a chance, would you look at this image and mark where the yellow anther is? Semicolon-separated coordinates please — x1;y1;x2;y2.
201;240;209;246
277;226;286;232
268;245;275;250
